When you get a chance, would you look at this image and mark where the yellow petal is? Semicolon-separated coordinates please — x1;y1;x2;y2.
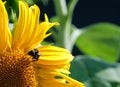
34;63;70;75
35;46;74;65
12;1;38;50
35;66;85;87
0;0;12;54
12;1;59;51
24;14;59;50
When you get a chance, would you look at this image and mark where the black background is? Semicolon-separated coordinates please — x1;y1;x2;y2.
37;0;120;27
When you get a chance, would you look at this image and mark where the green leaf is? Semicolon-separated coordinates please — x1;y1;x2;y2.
70;55;120;87
25;0;35;5
76;22;120;62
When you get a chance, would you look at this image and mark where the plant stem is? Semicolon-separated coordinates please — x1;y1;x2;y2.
53;0;78;52
53;0;69;48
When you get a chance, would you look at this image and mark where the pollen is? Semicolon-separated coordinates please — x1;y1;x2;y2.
0;49;37;87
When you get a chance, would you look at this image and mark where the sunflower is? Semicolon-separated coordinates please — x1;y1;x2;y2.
0;0;85;87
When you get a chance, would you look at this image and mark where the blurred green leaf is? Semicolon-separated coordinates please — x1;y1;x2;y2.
70;55;120;87
41;41;54;46
25;0;35;5
76;23;120;62
3;0;19;22
3;0;18;12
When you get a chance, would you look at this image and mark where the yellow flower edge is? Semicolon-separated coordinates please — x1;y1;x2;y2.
35;65;85;87
0;0;85;87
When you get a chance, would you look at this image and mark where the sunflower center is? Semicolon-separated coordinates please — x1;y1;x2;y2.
0;49;37;87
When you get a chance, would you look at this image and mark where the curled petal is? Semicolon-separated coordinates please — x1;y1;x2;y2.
35;65;85;87
36;46;74;65
34;63;71;75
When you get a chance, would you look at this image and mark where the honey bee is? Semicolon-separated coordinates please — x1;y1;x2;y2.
28;49;40;61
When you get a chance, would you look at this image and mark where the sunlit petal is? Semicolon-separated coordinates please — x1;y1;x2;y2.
0;1;12;54
35;66;85;87
36;46;74;65
12;1;59;51
35;63;70;74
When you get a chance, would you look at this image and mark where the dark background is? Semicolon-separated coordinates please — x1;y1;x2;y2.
38;0;120;27
37;0;120;55
72;0;120;27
